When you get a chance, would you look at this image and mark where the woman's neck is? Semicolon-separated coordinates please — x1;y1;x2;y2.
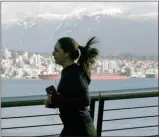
62;60;75;69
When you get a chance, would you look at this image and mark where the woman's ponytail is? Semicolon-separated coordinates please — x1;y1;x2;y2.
78;37;99;76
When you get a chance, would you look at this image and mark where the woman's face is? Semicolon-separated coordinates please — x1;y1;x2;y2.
52;42;68;66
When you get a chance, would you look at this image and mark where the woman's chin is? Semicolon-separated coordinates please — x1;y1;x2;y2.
55;60;60;65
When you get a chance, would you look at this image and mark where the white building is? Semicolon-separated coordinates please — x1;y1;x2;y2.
32;54;38;67
29;57;34;66
16;68;24;77
130;66;135;76
108;61;117;73
22;52;29;60
102;60;109;72
4;48;11;59
37;54;42;67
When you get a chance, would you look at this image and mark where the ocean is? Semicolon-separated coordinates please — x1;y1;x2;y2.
1;78;158;97
1;78;159;136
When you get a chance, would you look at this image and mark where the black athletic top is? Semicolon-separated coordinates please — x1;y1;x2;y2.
56;63;92;125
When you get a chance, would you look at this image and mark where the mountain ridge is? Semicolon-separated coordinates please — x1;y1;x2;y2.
2;11;158;56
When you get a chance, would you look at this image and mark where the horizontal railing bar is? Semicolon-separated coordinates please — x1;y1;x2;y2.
2;87;158;101
2;113;60;119
2;123;63;130
2;87;158;103
34;134;60;137
34;134;159;137
103;105;158;111
102;125;159;132
103;115;159;122
2;110;91;119
100;91;159;100
98;87;158;95
2;91;158;108
2;99;46;108
145;135;159;137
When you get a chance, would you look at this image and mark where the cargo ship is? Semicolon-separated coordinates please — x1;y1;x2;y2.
38;71;128;80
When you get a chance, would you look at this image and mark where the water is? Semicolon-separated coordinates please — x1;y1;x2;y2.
2;78;158;97
1;78;158;136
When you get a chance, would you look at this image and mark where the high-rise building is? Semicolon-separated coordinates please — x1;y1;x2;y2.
23;52;28;60
37;54;42;67
4;48;11;59
32;54;38;67
102;60;109;72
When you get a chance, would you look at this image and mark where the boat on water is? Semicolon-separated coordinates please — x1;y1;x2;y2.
38;72;128;80
145;73;158;78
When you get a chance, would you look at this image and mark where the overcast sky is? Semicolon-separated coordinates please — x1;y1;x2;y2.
2;2;158;23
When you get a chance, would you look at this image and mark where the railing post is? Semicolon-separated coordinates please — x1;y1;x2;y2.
96;99;104;137
90;100;95;121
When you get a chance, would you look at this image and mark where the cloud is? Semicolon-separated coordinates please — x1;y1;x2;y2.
1;2;158;23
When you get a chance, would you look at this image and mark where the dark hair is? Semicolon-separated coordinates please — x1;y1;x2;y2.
58;36;99;76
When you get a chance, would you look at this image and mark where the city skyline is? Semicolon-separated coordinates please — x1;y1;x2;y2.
1;47;158;80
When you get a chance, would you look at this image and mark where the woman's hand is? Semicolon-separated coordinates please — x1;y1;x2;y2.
44;94;52;108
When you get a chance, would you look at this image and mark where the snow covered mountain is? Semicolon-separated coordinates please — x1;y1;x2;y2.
2;8;158;56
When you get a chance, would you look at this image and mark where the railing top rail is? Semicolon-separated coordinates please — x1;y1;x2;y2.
1;87;158;108
2;87;158;102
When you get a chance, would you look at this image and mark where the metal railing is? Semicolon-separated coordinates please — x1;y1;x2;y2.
1;87;159;136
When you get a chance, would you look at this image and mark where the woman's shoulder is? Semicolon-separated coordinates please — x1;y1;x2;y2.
61;63;79;77
62;63;91;84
